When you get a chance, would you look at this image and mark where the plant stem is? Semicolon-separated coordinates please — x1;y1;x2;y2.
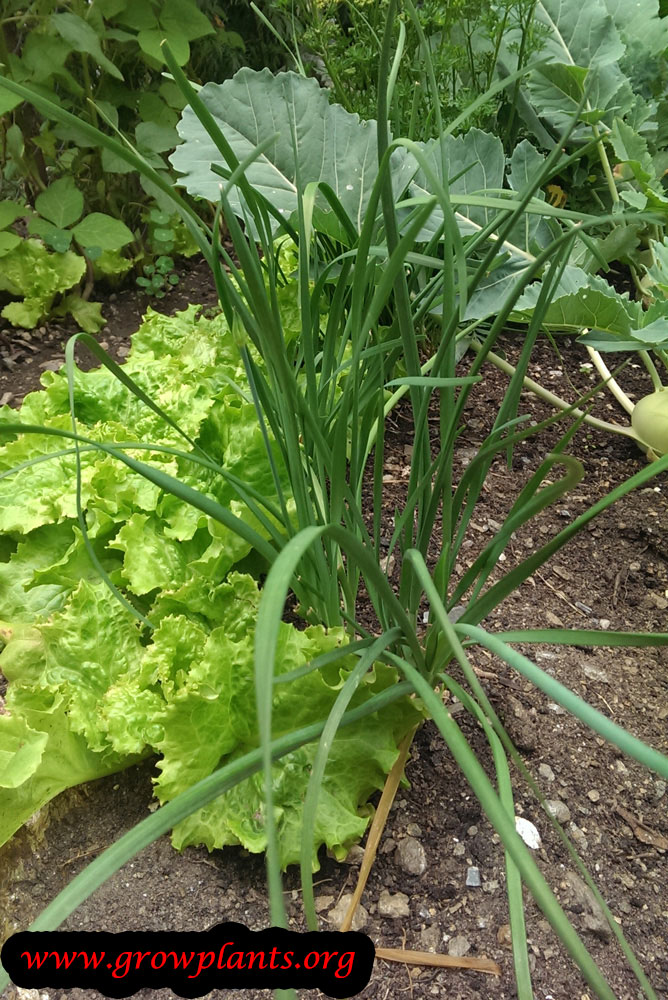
592;123;619;206
638;350;664;393
585;346;635;413
470;341;640;441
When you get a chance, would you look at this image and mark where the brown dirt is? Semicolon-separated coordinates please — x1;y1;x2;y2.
1;260;667;1000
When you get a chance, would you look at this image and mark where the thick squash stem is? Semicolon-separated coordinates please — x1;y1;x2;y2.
585;347;635;415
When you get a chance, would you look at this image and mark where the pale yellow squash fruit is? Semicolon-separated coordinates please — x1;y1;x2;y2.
631;390;668;456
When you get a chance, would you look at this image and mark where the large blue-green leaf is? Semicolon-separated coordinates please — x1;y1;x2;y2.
513;267;642;334
406;127;506;243
507;0;655;136
170;68;416;242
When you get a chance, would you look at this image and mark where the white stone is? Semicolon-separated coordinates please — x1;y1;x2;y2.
515;816;542;849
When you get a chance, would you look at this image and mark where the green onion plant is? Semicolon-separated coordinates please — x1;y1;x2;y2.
1;5;667;999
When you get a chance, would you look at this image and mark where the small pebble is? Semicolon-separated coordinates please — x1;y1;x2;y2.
515;816;542;849
569;822;589;851
378;890;410;919
584;664;609;683
447;935;471;957
466;866;481;887
545;799;571;823
497;923;512;949
420;926;442;953
327;894;368;931
587;790;600;803
396;836;426;876
539;763;555;782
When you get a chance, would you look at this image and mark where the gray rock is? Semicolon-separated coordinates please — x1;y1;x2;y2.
565;872;611;941
378;890;410;919
583;664;609;683
420;925;442;952
447;935;471;957
545;799;571;823
327;893;368;931
396;836;427;875
569;823;589;852
466;866;481;887
539;763;555;782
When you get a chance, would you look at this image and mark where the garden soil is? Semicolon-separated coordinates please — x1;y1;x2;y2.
1;259;666;1000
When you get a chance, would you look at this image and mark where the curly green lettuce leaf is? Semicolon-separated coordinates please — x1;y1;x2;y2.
0;239;85;329
0;616;145;847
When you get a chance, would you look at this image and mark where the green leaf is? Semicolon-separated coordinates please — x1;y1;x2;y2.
28;217;74;253
525;0;644;133
0;232;21;256
135;121;179;154
409;127;505;240
514;268;642;335
0;240;85;328
2;299;45;329
92;249;134;279
137;29;190;66
113;0;158;31
109;512;191;594
101;147;136;174
35;177;84;228
55;293;105;334
21;34;82;95
603;0;668;57
50;12;124;81
609;117;655;185
0;684;133;848
528;63;589;129
170;68;416;242
159;0;215;42
138;93;178;128
0;524;76;623
104;27;136;43
535;0;625;68
159;80;188;111
71;213;134;251
0;201;26;230
95;0;131;18
580;301;668;350
0;87;23;116
571;223;642;273
5;123;24;162
620;189;647;208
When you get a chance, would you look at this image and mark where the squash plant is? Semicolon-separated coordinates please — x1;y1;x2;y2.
1;10;668;1000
